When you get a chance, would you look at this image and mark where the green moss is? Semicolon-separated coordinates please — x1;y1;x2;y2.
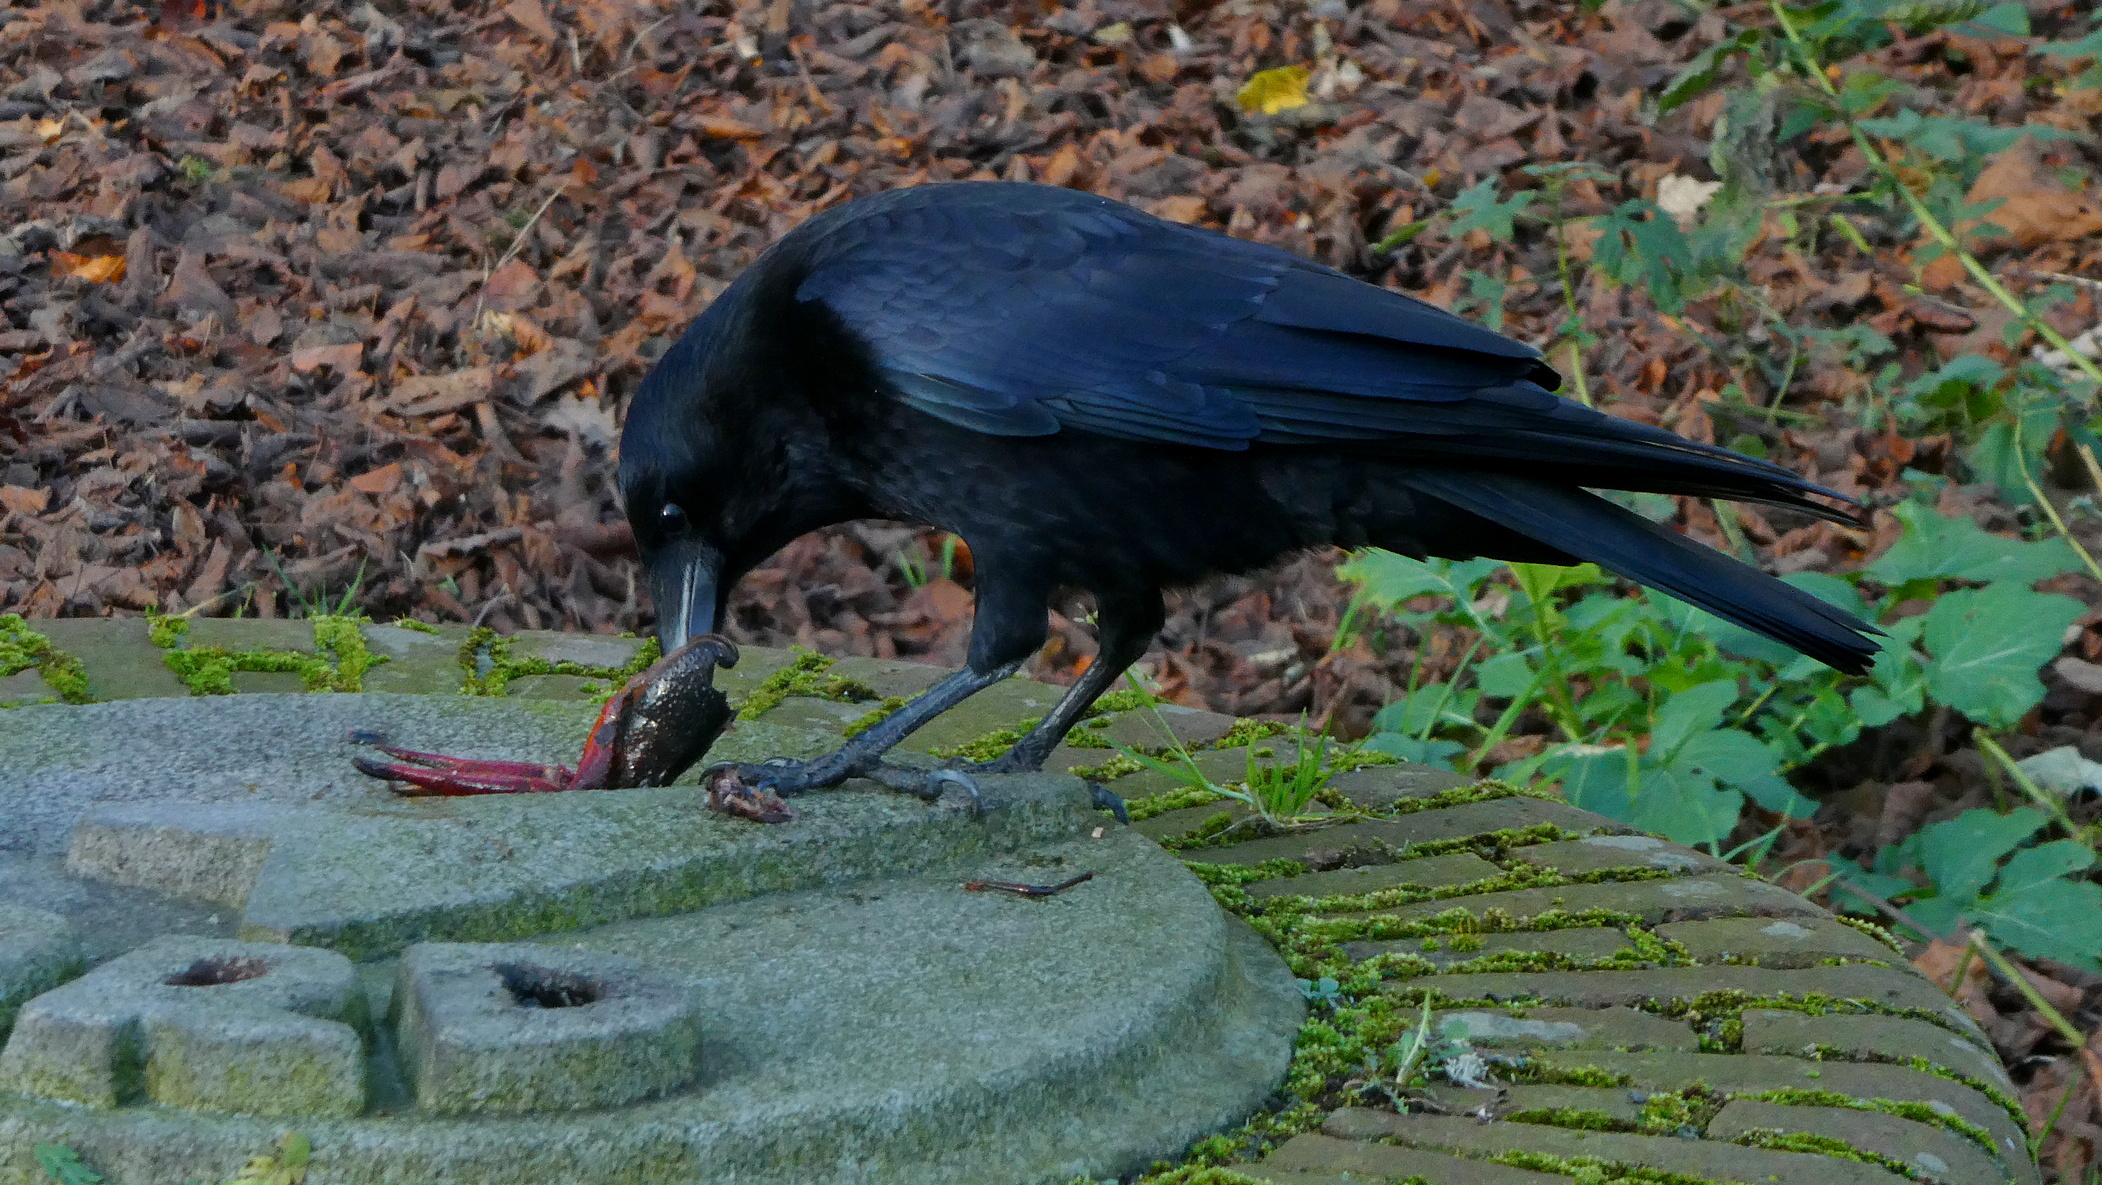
1207;718;1291;749
733;647;876;721
1505;1062;1634;1088
151;614;391;695
457;626;660;699
0;614;93;703
1744;1087;1996;1153
933;717;1040;761
389;617;442;635
843;696;910;738
1126;784;1234;821
1067;753;1145;782
1506;1105;1629;1131
1488;1151;1724;1184
1832;914;1906;955
1729;1128;1925;1181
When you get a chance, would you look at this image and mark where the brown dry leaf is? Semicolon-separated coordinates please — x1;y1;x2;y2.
0;486;50;514
349;463;404;495
288;342;364;373
389;367;496;417
1919;138;2102;288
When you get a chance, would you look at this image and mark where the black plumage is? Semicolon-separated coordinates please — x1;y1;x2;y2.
618;181;1881;794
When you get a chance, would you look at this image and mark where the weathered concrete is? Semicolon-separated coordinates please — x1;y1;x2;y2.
0;937;364;1117
392;943;701;1114
0;905;79;1038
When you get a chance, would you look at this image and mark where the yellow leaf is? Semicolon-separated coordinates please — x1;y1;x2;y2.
35;117;63;143
51;251;126;283
1236;65;1310;115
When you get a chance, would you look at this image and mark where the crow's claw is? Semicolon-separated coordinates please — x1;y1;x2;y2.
1088;782;1129;823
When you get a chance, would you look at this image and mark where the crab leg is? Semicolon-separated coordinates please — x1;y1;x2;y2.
352;745;576;796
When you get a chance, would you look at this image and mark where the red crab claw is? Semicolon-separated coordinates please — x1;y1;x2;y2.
352;748;577;796
354;635;740;797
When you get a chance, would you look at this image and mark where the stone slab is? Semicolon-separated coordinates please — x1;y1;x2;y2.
1431;1006;1698;1051
393;942;701;1114
0;830;1306;1185
1248;853;1503;900
1252;1132;1572;1183
360;624;469;694
1655;916;1901;967
1738;1009;2011;1092
1323;1108;1913;1185
1331;873;1822;928
0;669;56;706
1410;965;1980;1036
1522;1051;2031;1172
30;618;190;701
1707;1100;2010;1185
0;904;80;1037
1349;927;1640;970
1509;834;1730;876
1199;797;1626;866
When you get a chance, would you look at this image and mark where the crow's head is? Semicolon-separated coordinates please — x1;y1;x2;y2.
617;288;855;653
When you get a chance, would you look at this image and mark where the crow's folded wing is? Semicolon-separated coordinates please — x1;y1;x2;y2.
793;184;1841;514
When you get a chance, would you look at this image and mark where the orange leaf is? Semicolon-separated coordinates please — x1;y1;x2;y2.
51;251;126;283
349;462;403;495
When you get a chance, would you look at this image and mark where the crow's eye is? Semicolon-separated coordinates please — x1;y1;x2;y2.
659;503;688;532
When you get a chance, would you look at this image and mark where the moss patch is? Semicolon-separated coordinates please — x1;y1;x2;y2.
731;646;877;721
456;625;661;699
150;614;388;694
0;613;92;703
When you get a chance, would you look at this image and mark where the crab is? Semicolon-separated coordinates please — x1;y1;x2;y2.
352;634;794;823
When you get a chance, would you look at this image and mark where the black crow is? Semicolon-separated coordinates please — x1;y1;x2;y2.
618;181;1880;798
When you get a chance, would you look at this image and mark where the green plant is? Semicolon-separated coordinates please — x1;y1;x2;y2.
1105;691;1357;828
35;1145;104;1185
1342;490;2084;849
1831;806;2102;968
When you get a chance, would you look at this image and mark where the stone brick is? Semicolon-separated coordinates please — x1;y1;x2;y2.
826;655;946;698
0;905;81;1038
1132;796;1259;842
1509;834;1730;876
502;674;600;701
1327;764;1477;808
1198;797;1622;866
1323;1108;1912;1184
1347;928;1639;970
1430;1005;1698;1051
394;941;701;1114
1738;1010;2010;1092
503;631;647;671
1070;702;1238;752
0;669;56;706
1655;916;1901;967
0;937;364;1116
33;617;189;700
360;623;468;694
1707;1100;2011;1185
1522;1051;2030;1173
1251;1132;1571;1183
1251;853;1502;900
1413;965;1978;1036
184;618;316;654
898;677;1066;752
1332;874;1822;929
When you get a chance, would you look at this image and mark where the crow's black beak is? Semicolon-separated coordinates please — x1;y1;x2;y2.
646;540;720;653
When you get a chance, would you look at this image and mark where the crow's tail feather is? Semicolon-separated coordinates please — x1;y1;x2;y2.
1401;471;1882;675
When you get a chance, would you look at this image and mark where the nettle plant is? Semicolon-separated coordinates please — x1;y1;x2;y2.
1343;494;2083;839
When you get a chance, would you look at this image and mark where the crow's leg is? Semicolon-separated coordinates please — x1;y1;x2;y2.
715;661;1024;797
968;591;1164;775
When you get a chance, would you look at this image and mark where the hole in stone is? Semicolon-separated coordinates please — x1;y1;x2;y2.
164;956;270;987
495;963;601;1008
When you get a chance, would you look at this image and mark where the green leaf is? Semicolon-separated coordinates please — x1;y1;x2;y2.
1337;552;1502;616
1364;733;1465;768
1445;176;1537;240
1969;878;2102;970
1962;1;2028;36
1921;585;2083;728
1536;745;1635;824
34;1146;106;1185
1657;29;1759;112
1632;762;1744;847
1474;651;1535;699
1649;680;1741;757
1989;839;2096;897
1674;729;1816;818
1910;806;2048;904
1865;499;2081;586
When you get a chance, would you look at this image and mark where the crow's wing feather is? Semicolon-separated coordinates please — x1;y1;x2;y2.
792;184;1843;514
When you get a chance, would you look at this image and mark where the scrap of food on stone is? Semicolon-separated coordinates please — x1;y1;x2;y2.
354;634;748;805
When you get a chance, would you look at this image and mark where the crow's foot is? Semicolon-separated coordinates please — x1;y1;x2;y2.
706;758;984;814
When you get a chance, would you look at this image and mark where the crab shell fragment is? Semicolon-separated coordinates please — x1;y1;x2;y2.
579;633;741;789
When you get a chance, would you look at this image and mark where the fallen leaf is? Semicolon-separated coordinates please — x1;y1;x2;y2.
50;251;126;283
1919;138;2102;288
1237;65;1310;116
0;485;50;514
289;342;364;373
